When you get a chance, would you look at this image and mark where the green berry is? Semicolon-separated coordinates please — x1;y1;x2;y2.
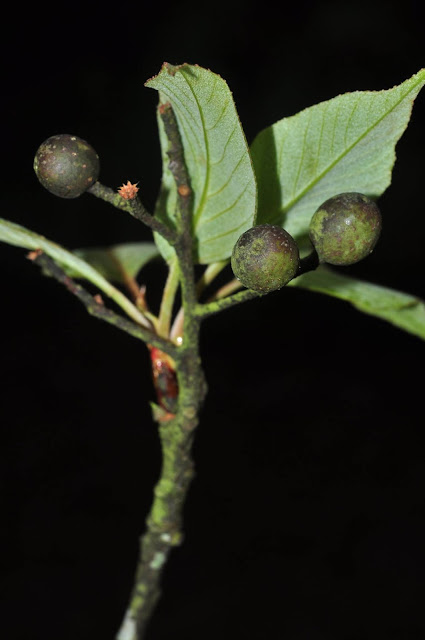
309;192;382;266
231;224;300;293
34;134;100;198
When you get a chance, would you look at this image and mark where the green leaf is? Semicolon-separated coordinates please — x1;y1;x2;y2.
146;63;257;264
289;266;425;341
69;242;160;284
0;217;151;327
251;69;425;245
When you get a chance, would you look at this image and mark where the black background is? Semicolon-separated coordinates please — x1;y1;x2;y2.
1;0;425;638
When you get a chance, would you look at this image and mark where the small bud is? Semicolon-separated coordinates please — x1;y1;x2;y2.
178;184;191;197
27;249;43;261
118;181;139;200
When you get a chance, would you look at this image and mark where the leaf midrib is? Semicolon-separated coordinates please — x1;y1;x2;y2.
180;71;211;233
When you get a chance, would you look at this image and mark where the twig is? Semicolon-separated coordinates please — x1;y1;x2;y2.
87;181;178;246
195;287;262;318
158;103;197;312
31;252;179;357
196;249;320;318
158;103;193;232
298;248;320;274
116;405;200;640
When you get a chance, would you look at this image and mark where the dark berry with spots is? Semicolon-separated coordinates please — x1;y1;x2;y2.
34;134;100;198
231;224;300;293
309;192;382;265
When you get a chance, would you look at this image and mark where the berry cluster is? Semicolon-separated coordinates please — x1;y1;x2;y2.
33;135;382;294
231;193;382;293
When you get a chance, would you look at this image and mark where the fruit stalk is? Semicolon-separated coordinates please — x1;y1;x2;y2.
87;181;178;245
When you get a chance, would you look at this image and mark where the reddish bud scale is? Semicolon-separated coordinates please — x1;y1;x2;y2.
149;347;178;414
118;181;139;200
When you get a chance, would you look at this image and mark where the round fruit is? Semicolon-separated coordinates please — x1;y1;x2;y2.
309;192;382;266
34;134;100;198
231;224;300;293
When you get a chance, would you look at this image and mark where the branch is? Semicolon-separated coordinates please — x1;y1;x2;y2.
195;287;263;318
298;248;320;275
31;252;179;357
116;406;199;640
158;102;198;323
87;181;178;245
158;103;193;235
195;249;320;318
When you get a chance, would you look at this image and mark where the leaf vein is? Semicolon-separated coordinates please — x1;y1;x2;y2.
291;107;313;199
204;76;219;105
283;81;423;212
343;95;360;148
160;81;205;152
207;153;246;199
313;103;327;176
206;99;230;131
200;216;255;245
202;182;251;224
210;123;238;166
179;73;211;231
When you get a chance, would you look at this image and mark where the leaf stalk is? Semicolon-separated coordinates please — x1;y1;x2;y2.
31;253;179;357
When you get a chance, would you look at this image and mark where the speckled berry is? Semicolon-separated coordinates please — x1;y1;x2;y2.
34;134;100;198
309;192;382;266
231;224;300;293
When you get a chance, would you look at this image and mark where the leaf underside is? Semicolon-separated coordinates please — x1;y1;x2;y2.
290;266;425;341
251;69;425;246
71;243;159;284
250;68;425;340
0;217;149;326
146;63;257;264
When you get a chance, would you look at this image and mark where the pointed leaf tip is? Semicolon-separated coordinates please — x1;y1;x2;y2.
290;266;425;341
251;69;425;242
